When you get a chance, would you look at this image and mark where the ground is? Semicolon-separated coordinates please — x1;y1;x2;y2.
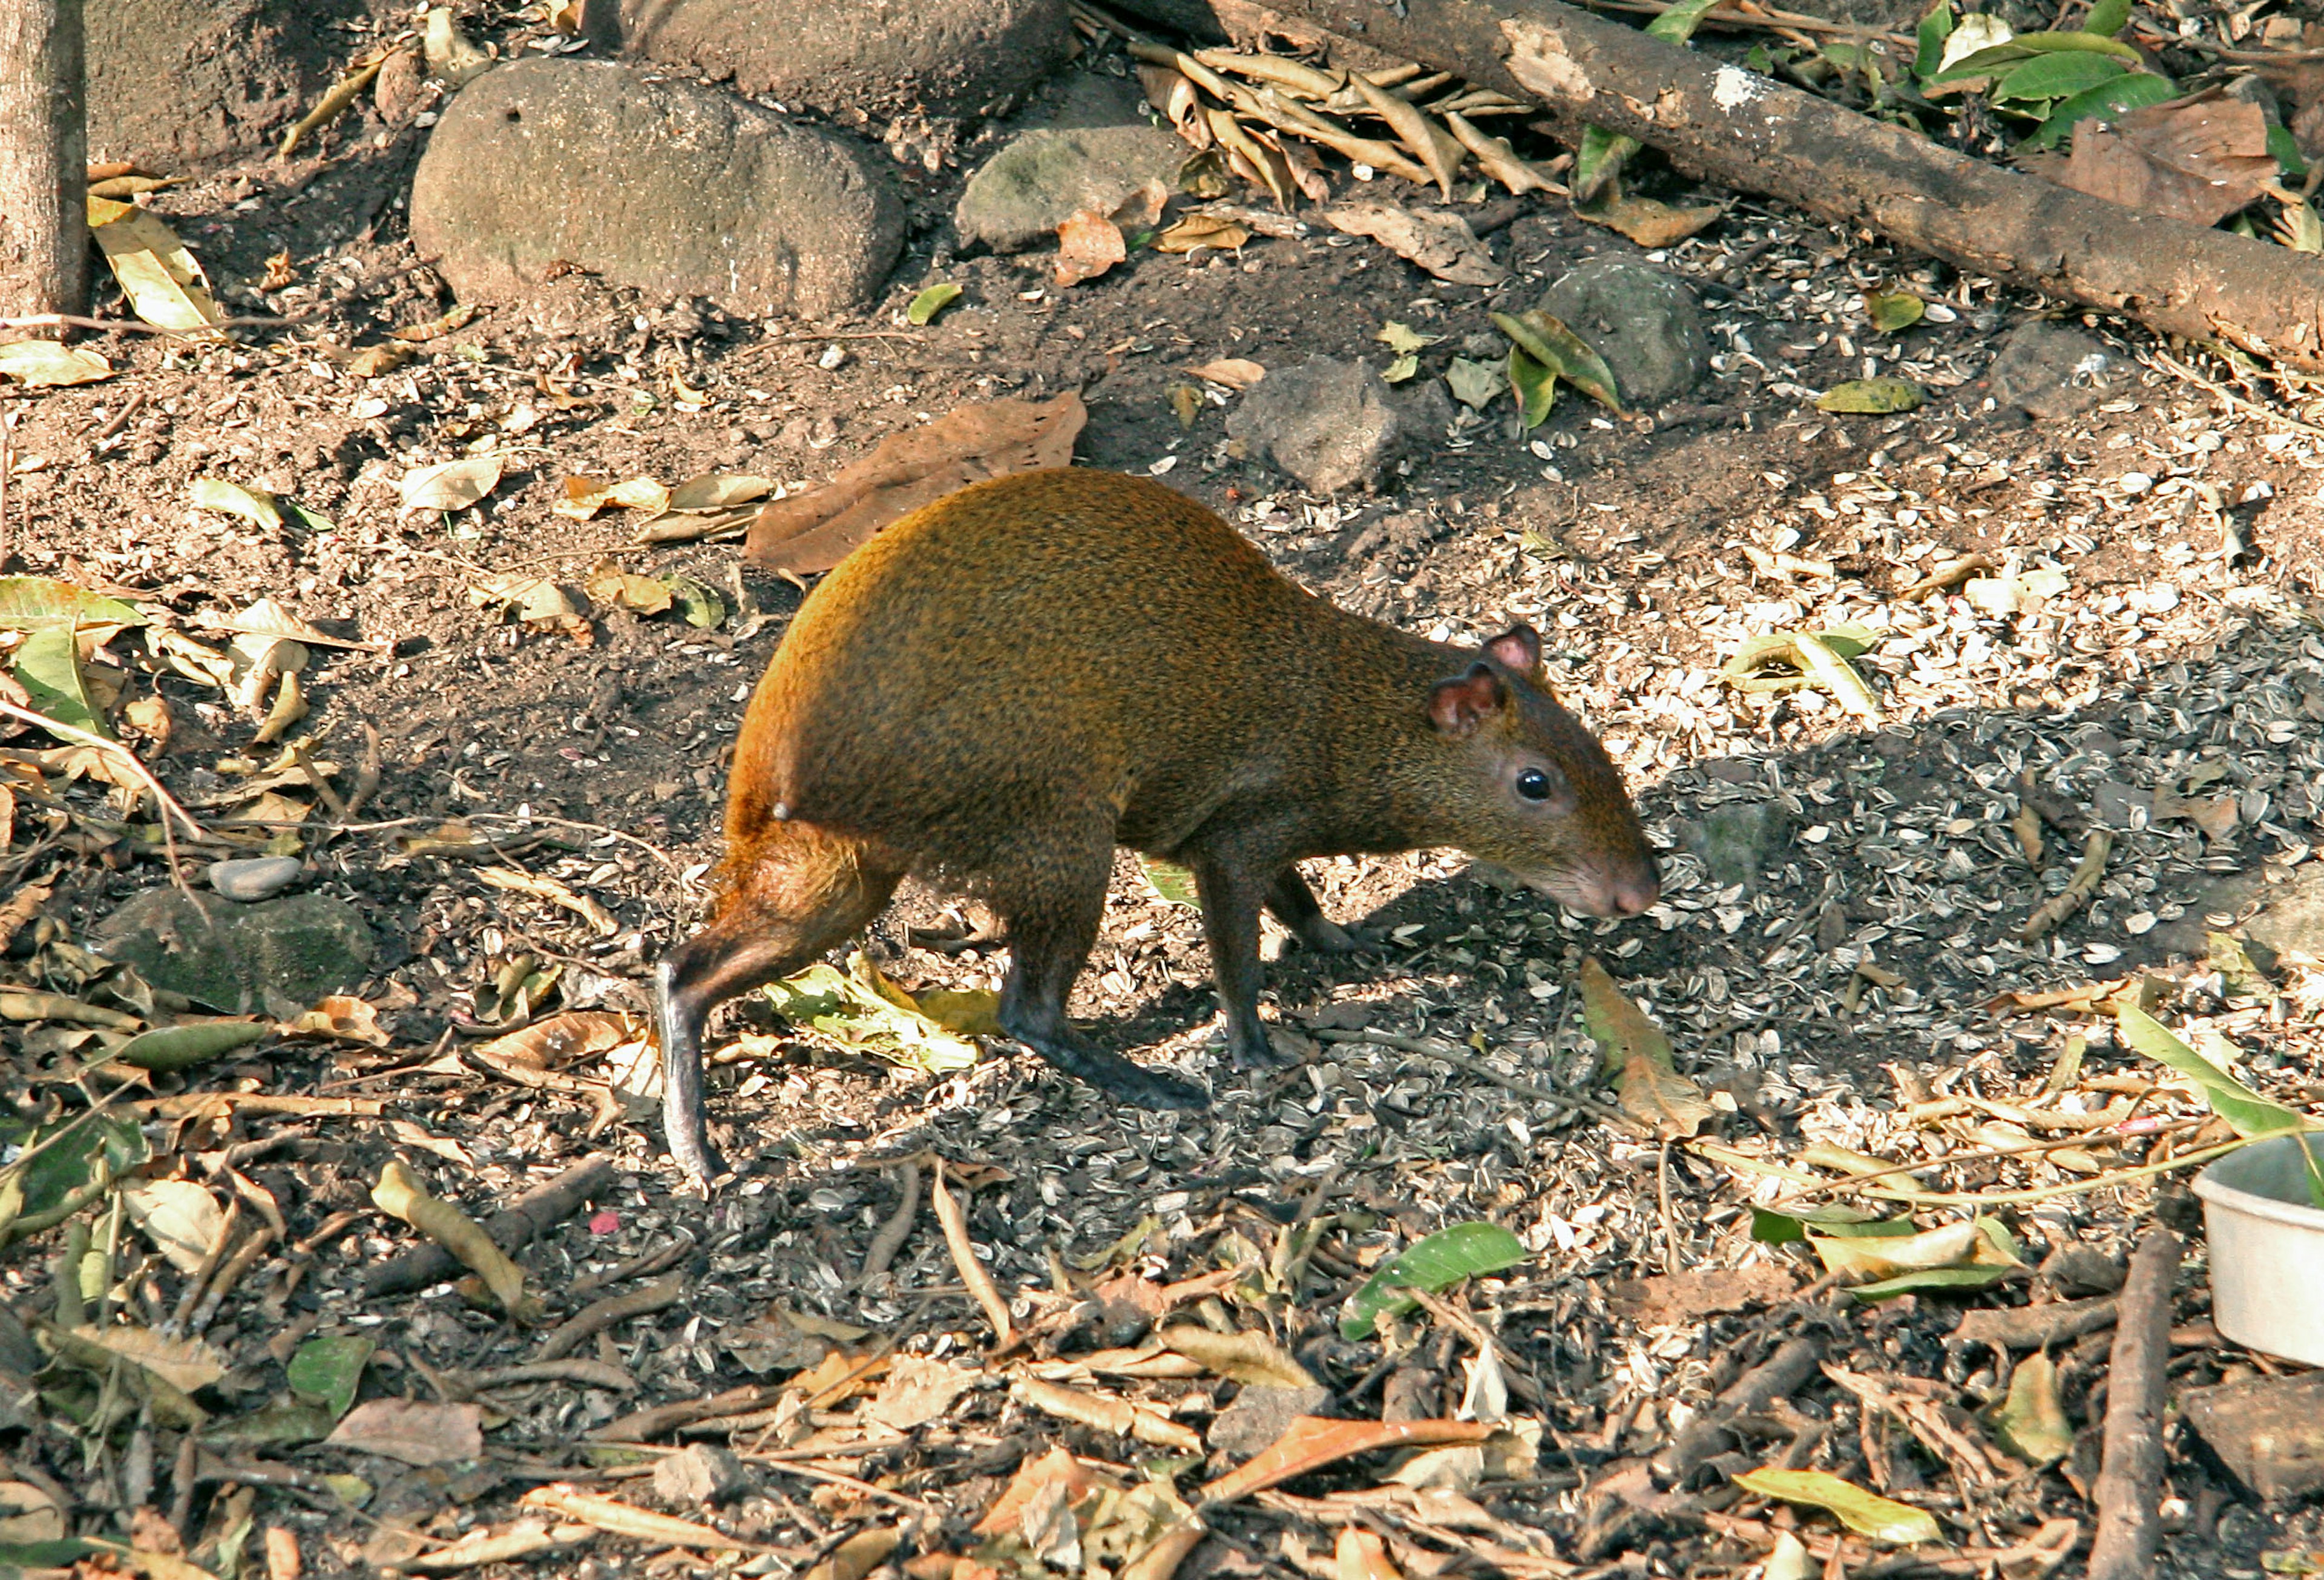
2;7;2323;1579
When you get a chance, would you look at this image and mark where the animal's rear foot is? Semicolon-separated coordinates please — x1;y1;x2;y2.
1029;1037;1209;1109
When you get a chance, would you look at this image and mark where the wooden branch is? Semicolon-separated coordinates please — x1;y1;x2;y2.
1211;0;2324;372
2087;1227;2181;1580
361;1154;614;1296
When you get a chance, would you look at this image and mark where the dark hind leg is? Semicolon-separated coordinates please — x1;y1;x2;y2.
1187;848;1285;1069
654;825;901;1188
1265;866;1360;954
993;836;1208;1110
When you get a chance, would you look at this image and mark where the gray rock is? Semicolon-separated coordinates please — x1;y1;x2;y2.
1687;802;1789;890
956;122;1186;254
1535;258;1709;409
617;0;1072;125
652;1443;749;1506
1227;357;1446;495
208;856;304;903
1984;321;2125;421
94;890;375;1016
2148;864;2324;962
89;0;346;166
1209;1385;1333;1459
2181;1372;2324;1501
410;59;905;320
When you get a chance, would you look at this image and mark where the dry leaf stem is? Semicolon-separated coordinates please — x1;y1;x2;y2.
2019;829;2112;940
931;1159;1014;1346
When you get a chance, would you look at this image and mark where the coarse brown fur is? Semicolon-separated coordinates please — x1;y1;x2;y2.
655;468;1658;1186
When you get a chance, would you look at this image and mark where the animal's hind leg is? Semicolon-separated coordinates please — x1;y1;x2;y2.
655;825;900;1188
992;830;1208;1110
1265;866;1359;954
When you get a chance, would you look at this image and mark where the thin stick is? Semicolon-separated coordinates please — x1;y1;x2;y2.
930;1159;1013;1347
0;700;204;893
855;1159;921;1287
2087;1228;2181;1580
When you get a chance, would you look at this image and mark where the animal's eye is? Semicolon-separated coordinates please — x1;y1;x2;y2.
1516;767;1553;802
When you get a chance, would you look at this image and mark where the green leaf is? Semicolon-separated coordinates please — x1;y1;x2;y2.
0;1542;102;1569
190;476;284;531
2270;123;2309;180
1845;1218;2022;1300
1750;1205;1886;1244
906;283;962;326
1139;857;1201;910
1928;30;2139;84
2017;71;2178;149
13;626;109;739
1492;309;1625;415
1914;0;1955;77
763;954;985;1076
1339;1222;1526;1340
661;575;726;629
1817;376;1923;414
2116;1005;2307;1139
2079;0;2130;36
1571;125;1636;206
1989;1351;2073;1464
0;1114;148;1217
1645;0;1725;40
1793;632;1885;720
1993;50;2127;103
1865;291;1925;333
287;1334;375;1420
107;1018;269;1073
0;577;145;633
1509;347;1556;430
1732;1468;1945;1546
1445;356;1504;411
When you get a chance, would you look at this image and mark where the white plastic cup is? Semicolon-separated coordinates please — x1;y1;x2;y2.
2192;1134;2324;1367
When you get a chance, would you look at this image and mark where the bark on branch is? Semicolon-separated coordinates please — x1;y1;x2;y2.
1152;0;2324;371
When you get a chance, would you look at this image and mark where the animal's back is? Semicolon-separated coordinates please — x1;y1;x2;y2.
728;470;1341;870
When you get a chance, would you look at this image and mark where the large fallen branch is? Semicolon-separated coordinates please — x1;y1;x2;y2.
2087;1227;2180;1580
1141;0;2324;372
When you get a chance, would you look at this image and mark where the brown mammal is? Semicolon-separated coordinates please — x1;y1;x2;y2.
655;468;1658;1185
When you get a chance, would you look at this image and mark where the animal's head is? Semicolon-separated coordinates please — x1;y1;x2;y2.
1422;625;1659;919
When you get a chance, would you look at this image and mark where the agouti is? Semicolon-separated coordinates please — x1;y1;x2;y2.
654;468;1659;1185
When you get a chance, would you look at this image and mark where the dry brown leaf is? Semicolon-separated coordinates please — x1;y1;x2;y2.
1110;179;1169;233
472;1010;644;1074
1056;209;1129;287
1200;1417;1496;1505
286;995;389;1047
2023;86;2277;225
1139;64;1210;149
868;1355;979;1431
1604;1265;1799;1325
1323;203;1506;287
326;1398;485;1466
1336;1527;1402;1580
1186;358;1265;389
1154;214;1252;254
1575;191;1724;248
1156;1323;1315;1387
746;392;1086;575
521;1484;764;1551
973;1446;1103;1535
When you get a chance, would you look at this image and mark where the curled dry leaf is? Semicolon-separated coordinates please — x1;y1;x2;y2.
0;341;111;387
556;475;668;520
1575;189;1724;248
1200;1417;1497;1505
122;1179;225;1274
286;994;390;1047
1154;214;1252;254
1157;1323;1315;1387
746;392;1085;575
88;196;225;336
1056;209;1129;287
1578;957;1713;1138
1324;203;1506;287
1140;63;1210;148
371;1158;545;1323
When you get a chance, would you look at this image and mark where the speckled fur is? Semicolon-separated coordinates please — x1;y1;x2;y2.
654;468;1656;1186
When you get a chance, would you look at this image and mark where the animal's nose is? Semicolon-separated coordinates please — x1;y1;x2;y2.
1606;871;1659;916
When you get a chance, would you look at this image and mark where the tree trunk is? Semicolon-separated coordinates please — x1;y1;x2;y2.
0;0;84;319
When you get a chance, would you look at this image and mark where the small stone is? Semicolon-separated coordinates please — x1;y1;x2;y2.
955;121;1186;254
207;856;304;903
1226;357;1446;495
1534;257;1710;408
1984;321;2125;421
2181;1373;2324;1501
652;1443;749;1506
411;59;905;319
1209;1385;1333;1459
1687;802;1789;890
94;890;376;1016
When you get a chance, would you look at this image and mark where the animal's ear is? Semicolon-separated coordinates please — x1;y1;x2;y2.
1484;624;1543;677
1428;663;1505;735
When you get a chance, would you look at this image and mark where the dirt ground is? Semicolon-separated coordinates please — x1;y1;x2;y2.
4;5;2324;1579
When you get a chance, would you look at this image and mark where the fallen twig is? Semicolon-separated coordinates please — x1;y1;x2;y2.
2087;1228;2181;1580
534;1270;688;1362
1655;1336;1822;1482
931;1158;1015;1346
364;1154;612;1297
2020;829;2111;941
856;1159;921;1287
